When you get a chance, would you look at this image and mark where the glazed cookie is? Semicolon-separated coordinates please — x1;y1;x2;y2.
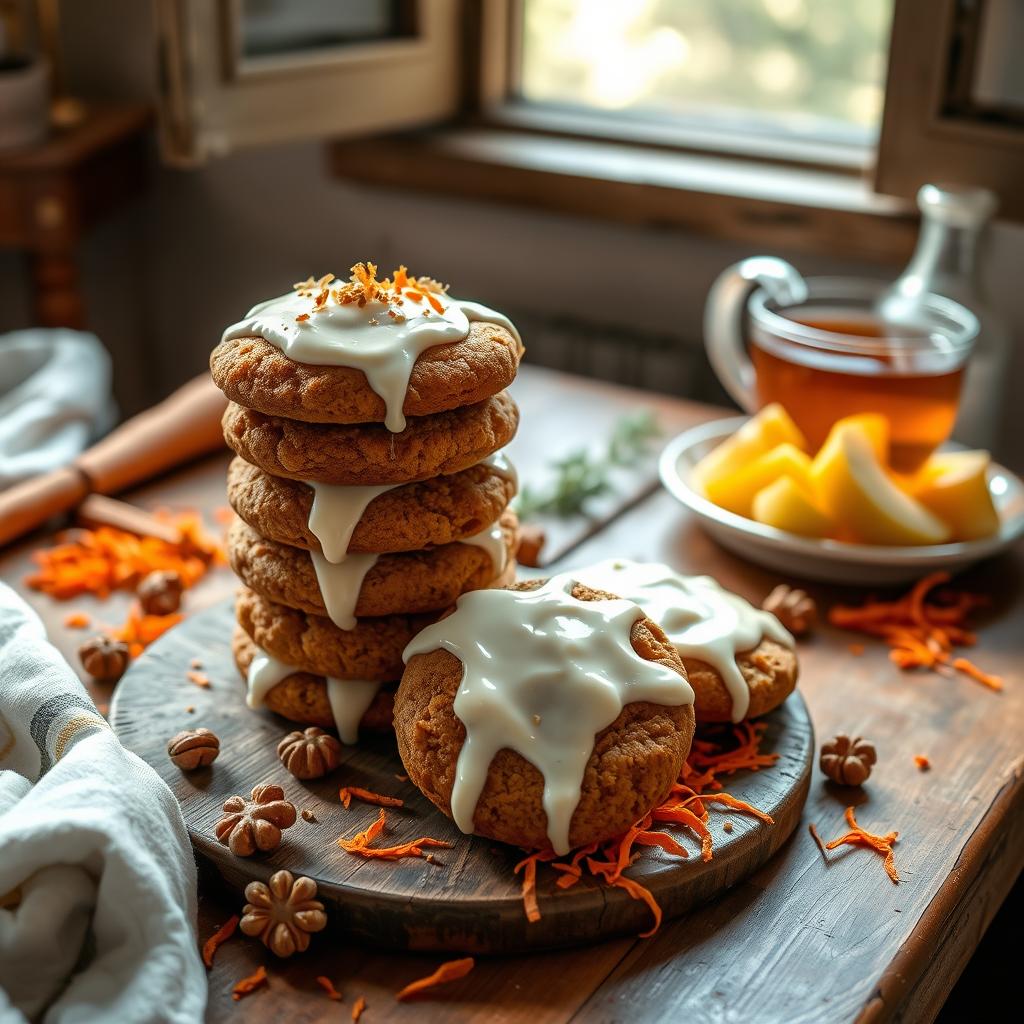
572;559;798;723
222;391;519;486
227;512;519;623
232;627;394;734
212;321;522;425
225;455;516;555
235;586;431;682
395;577;696;852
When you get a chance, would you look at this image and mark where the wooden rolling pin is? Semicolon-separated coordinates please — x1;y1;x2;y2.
0;373;227;548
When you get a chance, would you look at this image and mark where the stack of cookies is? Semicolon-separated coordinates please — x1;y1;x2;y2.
209;263;523;742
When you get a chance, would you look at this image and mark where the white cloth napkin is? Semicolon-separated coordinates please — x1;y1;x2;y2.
0;584;206;1023
0;330;114;488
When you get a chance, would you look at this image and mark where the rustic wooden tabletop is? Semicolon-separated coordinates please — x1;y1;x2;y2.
2;365;1020;1023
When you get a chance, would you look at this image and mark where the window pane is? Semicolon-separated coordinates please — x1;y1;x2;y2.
520;0;893;144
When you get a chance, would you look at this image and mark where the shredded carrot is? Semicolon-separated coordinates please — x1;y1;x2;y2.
830;573;999;692
514;851;555;922
186;670;210;688
586;859;663;938
951;657;1003;691
339;786;404;810
337;808;451;861
316;976;343;1001
351;995;366;1021
114;604;183;657
231;965;268;1000
25;514;224;601
914;754;931;771
395;957;475;1001
201;915;238;968
63;611;91;629
822;806;900;884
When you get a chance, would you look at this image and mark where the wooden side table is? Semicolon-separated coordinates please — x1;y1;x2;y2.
0;102;150;328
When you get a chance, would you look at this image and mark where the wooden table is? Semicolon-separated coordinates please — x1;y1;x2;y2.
2;366;1020;1022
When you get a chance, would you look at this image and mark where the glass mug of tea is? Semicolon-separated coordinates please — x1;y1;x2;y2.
703;257;979;472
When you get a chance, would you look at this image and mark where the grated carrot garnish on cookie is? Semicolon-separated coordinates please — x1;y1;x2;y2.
316;976;343;1001
395;958;475;1001
337;808;451;861
231;965;268;1001
819;806;900;884
351;995;367;1021
25;514;224;601
339;786;404;810
830;572;999;691
201;915;238;968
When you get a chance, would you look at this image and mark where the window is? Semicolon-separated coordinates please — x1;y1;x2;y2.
518;0;893;152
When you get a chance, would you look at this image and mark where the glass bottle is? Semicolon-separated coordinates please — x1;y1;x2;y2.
882;183;1010;450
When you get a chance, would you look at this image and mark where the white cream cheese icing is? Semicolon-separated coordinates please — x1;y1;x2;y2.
480;450;518;490
245;645;381;745
221;266;521;432
308;550;378;631
459;520;508;575
306;480;397;563
571;559;794;723
402;572;694;855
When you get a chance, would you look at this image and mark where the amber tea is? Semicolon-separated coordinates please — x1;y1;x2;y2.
750;311;969;473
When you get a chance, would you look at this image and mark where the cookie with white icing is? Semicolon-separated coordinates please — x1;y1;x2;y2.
572;560;798;724
227;512;519;627
232;627;394;739
222;391;518;486
395;577;696;853
225;454;517;557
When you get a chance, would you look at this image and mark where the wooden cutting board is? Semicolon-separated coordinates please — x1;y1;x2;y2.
111;599;814;953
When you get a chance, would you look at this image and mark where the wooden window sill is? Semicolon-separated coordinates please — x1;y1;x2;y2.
331;126;918;264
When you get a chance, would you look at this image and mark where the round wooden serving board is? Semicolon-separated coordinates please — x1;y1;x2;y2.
111;599;814;954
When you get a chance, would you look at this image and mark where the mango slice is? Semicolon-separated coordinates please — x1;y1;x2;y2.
692;403;807;492
810;421;951;546
704;443;813;518
752;475;833;538
905;450;999;541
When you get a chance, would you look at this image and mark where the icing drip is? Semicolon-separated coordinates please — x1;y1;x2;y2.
460;520;508;574
307;480;397;563
481;450;518;490
222;290;521;433
403;572;694;854
326;678;384;745
245;644;381;745
309;550;378;631
572;559;794;723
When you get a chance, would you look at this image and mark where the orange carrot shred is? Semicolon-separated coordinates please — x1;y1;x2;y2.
63;611;91;629
514;852;552;922
395;957;474;1001
316;976;342;1000
808;822;827;858
822;806;900;884
351;995;367;1021
231;965;268;1000
201;914;238;968
830;574;998;692
339;786;404;810
914;754;931;771
186;670;210;688
337;808;451;861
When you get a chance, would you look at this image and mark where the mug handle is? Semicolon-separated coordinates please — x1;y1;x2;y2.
703;256;809;412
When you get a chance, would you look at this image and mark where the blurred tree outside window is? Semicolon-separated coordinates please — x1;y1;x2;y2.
520;0;893;146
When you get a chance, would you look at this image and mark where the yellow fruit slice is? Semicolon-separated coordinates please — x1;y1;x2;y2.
810;423;951;546
691;403;807;492
752;476;833;538
821;413;890;463
704;443;813;517
904;450;999;541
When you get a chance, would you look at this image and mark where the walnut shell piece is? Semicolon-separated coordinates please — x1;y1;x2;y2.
762;584;817;636
215;782;297;856
277;727;342;780
820;734;877;786
137;569;184;615
78;635;131;683
240;870;327;958
167;727;220;770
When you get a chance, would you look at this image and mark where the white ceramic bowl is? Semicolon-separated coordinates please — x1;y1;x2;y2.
659;416;1024;585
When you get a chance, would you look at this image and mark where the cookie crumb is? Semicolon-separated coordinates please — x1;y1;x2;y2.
302;809;317;823
722;821;733;833
185;705;195;714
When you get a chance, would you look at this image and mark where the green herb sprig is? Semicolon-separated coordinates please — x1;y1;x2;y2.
515;411;661;519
